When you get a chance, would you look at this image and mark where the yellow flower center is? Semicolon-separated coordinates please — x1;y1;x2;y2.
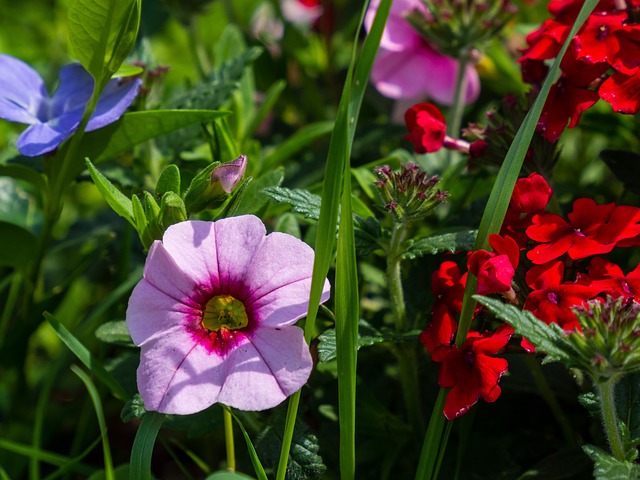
202;295;248;331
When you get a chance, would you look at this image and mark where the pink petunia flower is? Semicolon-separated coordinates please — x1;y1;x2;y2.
364;0;480;105
126;215;331;414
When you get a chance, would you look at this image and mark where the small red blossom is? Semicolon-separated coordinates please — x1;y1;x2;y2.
580;257;640;299
404;102;446;154
510;172;553;214
599;70;640;114
438;324;514;420
524;260;600;332
574;12;626;65
525;198;640;264
468;234;519;297
420;261;466;362
611;26;640;75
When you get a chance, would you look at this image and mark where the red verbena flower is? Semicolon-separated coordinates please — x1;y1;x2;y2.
579;257;640;299
420;261;466;361
524;260;600;332
467;234;519;298
526;198;640;264
438;324;513;420
404;102;446;154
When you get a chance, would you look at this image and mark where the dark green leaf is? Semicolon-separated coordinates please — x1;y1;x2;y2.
68;0;141;83
515;448;591;480
582;444;640;480
155;164;181;196
95;320;134;347
205;472;255;480
263;187;321;221
402;230;478;260
130;412;165;480
354;215;383;256
600;150;640;196
227;409;268;480
0;222;37;269
474;295;573;364
121;394;146;423
0;164;47;192
616;372;640;448
85;159;134;227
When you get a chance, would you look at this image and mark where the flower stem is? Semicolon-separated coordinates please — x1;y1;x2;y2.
223;406;236;471
447;49;471;138
597;377;626;461
386;223;408;331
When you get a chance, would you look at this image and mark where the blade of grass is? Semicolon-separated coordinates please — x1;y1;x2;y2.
0;438;95;476
416;2;599;479
44;312;128;400
70;365;115;480
275;1;391;479
129;411;165;480
227;408;268;480
43;437;102;480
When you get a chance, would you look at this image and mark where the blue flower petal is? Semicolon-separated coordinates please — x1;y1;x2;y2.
16;112;80;156
0;54;48;125
86;76;142;132
50;64;95;119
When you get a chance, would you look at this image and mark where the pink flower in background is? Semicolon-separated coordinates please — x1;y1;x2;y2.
364;0;480;105
281;0;323;27
127;215;331;414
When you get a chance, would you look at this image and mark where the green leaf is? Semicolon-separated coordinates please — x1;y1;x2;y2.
129;412;165;480
353;216;383;256
155;164;181;196
0;438;95;475
234;168;284;215
85;159;134;228
68;0;141;83
121;394;146;423
79;110;230;164
600;150;640;196
205;472;255;480
0;163;47;192
263;187;321;221
95;320;133;347
582;444;640;480
402;230;478;260
0;222;37;269
474;295;573;364
228;409;268;480
44;312;128;400
616;372;640;448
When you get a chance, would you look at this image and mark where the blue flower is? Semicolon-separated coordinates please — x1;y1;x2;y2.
0;54;141;157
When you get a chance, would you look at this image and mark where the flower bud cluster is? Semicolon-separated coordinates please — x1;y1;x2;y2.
373;162;447;223
568;296;640;382
406;0;516;57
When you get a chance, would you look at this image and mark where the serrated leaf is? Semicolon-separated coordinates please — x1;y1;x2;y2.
121;394;146;423
600;150;640;196
354;215;382;256
86;159;135;227
263;187;321;221
402;230;477;260
582;444;640;480
68;0;140;84
474;295;574;363
0;222;37;269
95;320;133;347
317;319;398;363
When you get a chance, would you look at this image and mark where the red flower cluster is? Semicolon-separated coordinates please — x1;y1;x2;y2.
519;0;640;141
421;171;640;418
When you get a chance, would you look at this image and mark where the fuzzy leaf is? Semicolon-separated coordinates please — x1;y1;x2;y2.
155;164;181;196
474;295;573;363
264;187;321;220
582;444;640;480
402;230;477;260
95;320;133;347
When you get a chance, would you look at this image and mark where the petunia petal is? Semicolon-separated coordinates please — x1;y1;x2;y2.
126;279;202;346
217;326;312;410
86;77;142;131
364;0;425;52
137;330;227;414
244;231;331;327
0;54;47;125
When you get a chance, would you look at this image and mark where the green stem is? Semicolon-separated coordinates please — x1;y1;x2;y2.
415;389;448;480
223;406;236;471
446;49;470;138
275;390;301;480
598;377;625;461
0;272;22;349
386;223;408;331
524;355;577;447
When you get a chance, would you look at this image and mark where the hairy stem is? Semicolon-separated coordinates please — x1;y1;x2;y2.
598;377;625;461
